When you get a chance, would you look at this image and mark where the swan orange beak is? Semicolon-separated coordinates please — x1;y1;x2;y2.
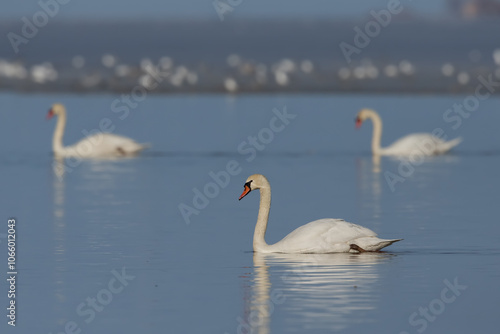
46;109;54;119
355;117;362;129
239;184;251;200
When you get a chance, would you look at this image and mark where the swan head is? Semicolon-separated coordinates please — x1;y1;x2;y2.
47;103;66;119
239;174;270;200
355;108;376;129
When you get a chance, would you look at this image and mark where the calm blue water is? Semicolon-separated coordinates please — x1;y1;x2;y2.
0;92;499;333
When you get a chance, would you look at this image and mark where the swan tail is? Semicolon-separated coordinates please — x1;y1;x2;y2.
132;142;152;152
375;238;403;251
351;238;402;252
437;137;462;154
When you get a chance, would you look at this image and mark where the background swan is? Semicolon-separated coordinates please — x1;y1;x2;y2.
355;108;461;156
238;174;401;253
47;103;149;158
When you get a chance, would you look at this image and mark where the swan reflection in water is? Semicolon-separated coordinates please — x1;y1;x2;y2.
51;157;69;325
50;157;136;323
356;155;383;229
242;252;394;333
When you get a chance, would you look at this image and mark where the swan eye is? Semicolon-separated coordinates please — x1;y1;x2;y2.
244;180;253;189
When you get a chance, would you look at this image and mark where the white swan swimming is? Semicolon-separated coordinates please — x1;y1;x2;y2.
47;103;149;158
355;108;462;156
238;174;401;253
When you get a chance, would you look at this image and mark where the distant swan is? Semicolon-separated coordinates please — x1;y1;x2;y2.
238;174;401;253
47;103;149;158
355;108;462;156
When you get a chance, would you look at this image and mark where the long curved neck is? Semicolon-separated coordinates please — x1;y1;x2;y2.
53;112;66;154
254;187;271;251
369;111;383;155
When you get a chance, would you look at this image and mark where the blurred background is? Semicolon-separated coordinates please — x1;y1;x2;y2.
1;0;499;93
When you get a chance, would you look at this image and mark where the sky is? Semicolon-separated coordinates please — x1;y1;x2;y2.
1;0;444;20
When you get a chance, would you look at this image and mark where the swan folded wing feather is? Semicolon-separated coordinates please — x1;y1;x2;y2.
352;237;403;251
70;133;147;157
274;218;378;253
383;133;459;156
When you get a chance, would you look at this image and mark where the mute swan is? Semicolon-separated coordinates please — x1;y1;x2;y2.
355;108;462;156
238;174;401;253
47;103;149;158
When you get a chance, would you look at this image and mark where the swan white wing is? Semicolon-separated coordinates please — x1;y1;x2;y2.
69;133;148;157
272;219;378;253
382;133;460;156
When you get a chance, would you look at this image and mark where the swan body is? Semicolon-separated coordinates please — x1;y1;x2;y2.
379;133;462;156
47;103;149;158
239;174;401;253
355;108;462;156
